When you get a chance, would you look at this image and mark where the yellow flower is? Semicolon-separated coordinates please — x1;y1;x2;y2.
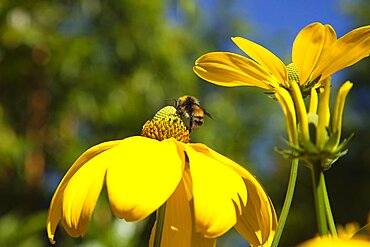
299;219;370;247
46;106;277;246
337;222;361;240
194;22;370;94
297;236;370;247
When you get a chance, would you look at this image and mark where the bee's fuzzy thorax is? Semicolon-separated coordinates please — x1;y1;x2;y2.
175;95;211;132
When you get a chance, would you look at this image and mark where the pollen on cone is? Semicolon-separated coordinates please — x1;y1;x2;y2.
141;106;191;143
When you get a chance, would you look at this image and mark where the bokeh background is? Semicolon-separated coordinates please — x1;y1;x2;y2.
0;0;369;246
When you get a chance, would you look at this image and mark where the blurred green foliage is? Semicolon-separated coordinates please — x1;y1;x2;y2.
0;0;369;246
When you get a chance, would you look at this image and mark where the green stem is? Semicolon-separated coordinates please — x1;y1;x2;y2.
321;174;337;236
154;203;166;247
271;158;299;247
311;164;328;235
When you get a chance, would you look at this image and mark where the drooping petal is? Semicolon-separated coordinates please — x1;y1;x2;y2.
312;25;370;81
190;232;217;247
290;80;310;143
46;140;122;244
332;81;353;146
149;179;192;247
185;144;247;238
275;87;298;144
298;236;370;247
106;137;184;222
232;37;288;87
308;87;319;114
194;52;280;90
292;22;326;85
189;144;277;246
234;182;277;247
61;149;109;237
316;79;331;148
148;179;216;247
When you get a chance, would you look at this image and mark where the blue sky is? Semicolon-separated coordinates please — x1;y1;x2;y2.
244;0;355;36
243;0;356;51
198;0;357;55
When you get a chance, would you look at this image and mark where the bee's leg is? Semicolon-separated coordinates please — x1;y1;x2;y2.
189;119;193;133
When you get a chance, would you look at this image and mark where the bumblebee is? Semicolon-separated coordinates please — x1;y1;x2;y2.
175;95;212;132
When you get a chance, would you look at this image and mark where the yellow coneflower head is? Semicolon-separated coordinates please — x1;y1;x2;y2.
141;106;191;143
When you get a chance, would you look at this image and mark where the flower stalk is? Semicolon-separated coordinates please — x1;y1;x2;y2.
321;174;337;236
154;203;167;247
271;158;299;247
310;163;328;235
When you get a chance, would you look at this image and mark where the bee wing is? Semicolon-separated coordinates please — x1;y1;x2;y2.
194;103;213;119
203;108;213;119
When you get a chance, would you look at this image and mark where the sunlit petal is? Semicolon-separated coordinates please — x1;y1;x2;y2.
61;152;108;237
149;178;217;247
234;183;277;247
309;87;319;114
290;80;310;143
332;81;353;146
149;180;192;247
313;25;370;81
106;137;183;222
316;79;331;148
322;24;337;48
190;144;277;246
298;236;370;247
232;37;288;87
275;87;297;143
292;22;326;85
190;232;217;247
185;144;247;238
46;140;122;244
309;24;337;83
194;52;279;90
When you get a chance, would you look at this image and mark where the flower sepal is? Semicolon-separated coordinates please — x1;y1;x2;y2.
275;130;353;170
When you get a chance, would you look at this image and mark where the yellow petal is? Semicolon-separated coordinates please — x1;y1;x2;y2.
190;232;217;247
298;236;370;247
232;37;288;87
332;81;353;146
313;25;370;81
46;140;122;244
149;221;216;247
275;87;298;144
149;180;192;247
106;137;183;222
323;24;337;48
194;52;279;90
309;87;319;114
290;80;310;143
191;144;277;246
185;144;247;238
62;151;108;237
149;179;217;247
316;79;331;148
292;22;326;85
306;25;336;83
234;183;277;247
